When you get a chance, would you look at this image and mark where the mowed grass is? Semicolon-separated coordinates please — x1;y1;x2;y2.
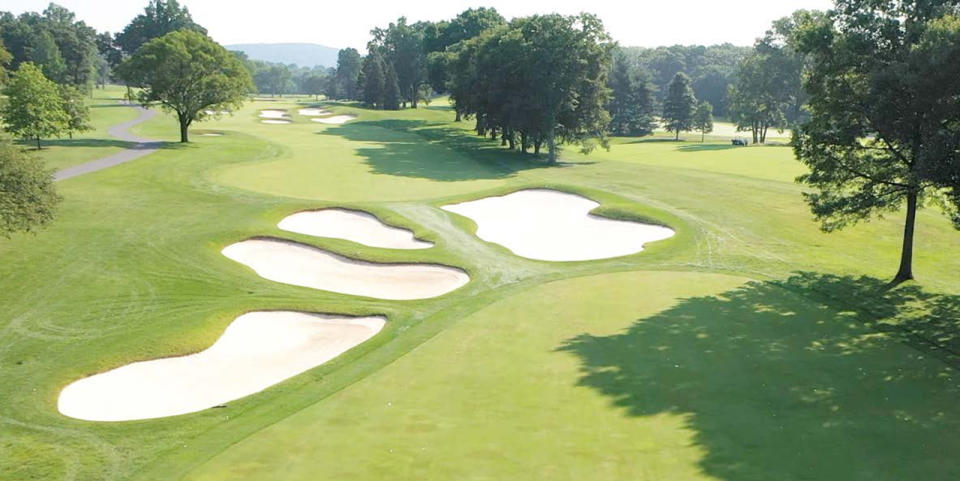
185;271;960;480
0;92;958;480
21;85;140;172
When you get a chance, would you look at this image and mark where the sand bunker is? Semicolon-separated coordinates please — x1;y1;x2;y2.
261;119;291;125
259;109;289;119
442;189;675;261
279;209;433;249
58;311;385;421
311;115;356;124
222;238;468;300
298;108;331;116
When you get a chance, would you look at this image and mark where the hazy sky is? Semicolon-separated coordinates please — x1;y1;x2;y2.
4;0;834;51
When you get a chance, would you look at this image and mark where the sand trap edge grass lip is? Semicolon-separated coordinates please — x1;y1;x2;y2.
441;188;676;262
222;236;471;300
278;207;434;250
57;310;387;422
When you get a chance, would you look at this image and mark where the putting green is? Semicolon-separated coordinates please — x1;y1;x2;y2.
184;270;960;480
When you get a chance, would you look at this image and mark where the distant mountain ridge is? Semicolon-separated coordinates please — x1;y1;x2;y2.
226;43;340;68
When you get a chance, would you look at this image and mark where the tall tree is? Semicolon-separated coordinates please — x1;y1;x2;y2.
333;48;362;100
59;84;92;139
1;62;69;149
360;50;386;108
794;1;960;283
662;72;696;140
118;30;252;143
607;51;656;136
693;100;714;142
115;0;206;56
0;39;11;86
0;139;59;237
370;17;427;108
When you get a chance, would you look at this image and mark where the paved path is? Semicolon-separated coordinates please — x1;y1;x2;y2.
54;104;163;181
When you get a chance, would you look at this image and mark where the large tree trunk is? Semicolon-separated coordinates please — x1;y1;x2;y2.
179;113;190;143
547;126;557;164
36;136;42;150
455;110;461;122
675;127;680;141
893;191;918;284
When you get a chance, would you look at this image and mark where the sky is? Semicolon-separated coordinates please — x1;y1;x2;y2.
3;0;835;51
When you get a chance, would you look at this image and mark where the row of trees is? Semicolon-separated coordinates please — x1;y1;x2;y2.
445;13;615;163
0;4;102;90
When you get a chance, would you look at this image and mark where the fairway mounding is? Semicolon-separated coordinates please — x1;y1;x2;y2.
298;108;331;116
443;189;675;261
279;208;433;250
311;115;356;124
58;311;386;421
222;238;468;300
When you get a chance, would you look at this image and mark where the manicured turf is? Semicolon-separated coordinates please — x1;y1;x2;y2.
23;85;140;172
1;92;958;480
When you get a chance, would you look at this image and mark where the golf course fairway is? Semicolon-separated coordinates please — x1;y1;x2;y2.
2;93;958;481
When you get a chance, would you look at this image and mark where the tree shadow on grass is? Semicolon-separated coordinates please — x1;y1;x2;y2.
678;144;740;152
321;119;578;182
17;138;139;150
559;272;960;480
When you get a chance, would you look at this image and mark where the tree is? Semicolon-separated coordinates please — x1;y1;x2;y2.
0;39;11;86
333;47;362;100
1;62;68;149
360;50;386;108
693;101;714;142
0;139;59;237
118;30;253;143
447;13;614;162
607;51;656;136
59;84;92;139
662;72;696;140
302;74;326;99
370;17;427;108
115;0;206;56
793;1;960;284
27;29;66;82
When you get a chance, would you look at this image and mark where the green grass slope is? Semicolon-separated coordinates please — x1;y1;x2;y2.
0;94;957;481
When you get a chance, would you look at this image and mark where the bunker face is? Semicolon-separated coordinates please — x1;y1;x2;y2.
279;209;432;250
298;108;330;116
259;109;289;119
311;115;356;124
261;120;291;125
58;311;385;422
222;239;468;300
442;189;675;261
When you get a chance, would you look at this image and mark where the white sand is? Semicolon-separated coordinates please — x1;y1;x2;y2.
311;115;356;124
222;239;468;300
442;189;675;262
298;108;331;116
200;133;223;137
278;209;433;250
259;109;289;119
261;119;291;125
58;311;385;421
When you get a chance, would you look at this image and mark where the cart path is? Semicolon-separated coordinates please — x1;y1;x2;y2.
54;103;163;181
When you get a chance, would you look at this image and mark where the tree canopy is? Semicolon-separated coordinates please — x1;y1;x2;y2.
114;0;206;56
1;62;69;149
0;138;59;237
0;4;99;90
119;30;253;143
793;0;960;283
693;100;714;142
607;52;656;137
662;72;697;140
447;13;614;163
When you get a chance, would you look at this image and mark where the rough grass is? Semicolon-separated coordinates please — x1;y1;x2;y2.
1;94;958;480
